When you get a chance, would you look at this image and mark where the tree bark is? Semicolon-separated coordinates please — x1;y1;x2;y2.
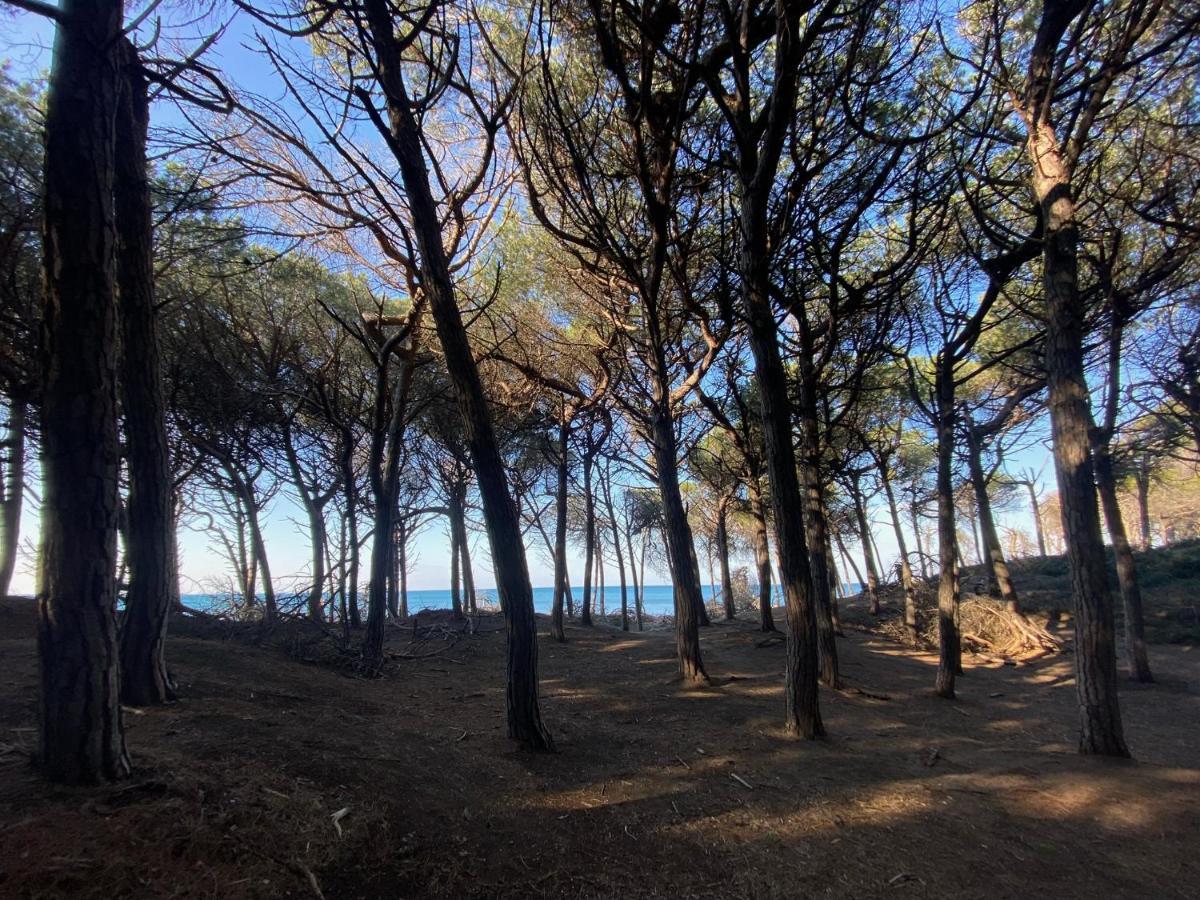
1021;2;1128;754
283;428;328;622
748;477;776;632
363;0;552;749
715;495;735;620
934;356;960;698
879;463;919;645
1133;465;1152;551
650;407;709;681
601;462;630;631
1024;481;1048;557
114;39;176;706
1094;446;1153;682
741;237;822;735
37;0;130;783
850;474;881;615
551;413;569;641
581;449;595;627
0;397;27;597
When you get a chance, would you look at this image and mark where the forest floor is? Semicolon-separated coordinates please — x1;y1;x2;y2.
1;575;1198;899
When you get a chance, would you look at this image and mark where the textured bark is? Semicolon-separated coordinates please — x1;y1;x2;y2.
362;348;415;673
396;518;408;619
748;478;776;632
115;40;175;706
625;522;641;632
363;0;552;749
1022;1;1128;755
715;496;735;620
37;0;130;783
742;239;821;735
0;397;26;597
601;463;630;631
964;427;1020;612
1024;481;1048;557
934;357;960;699
581;450;595;627
551;415;569;641
1133;466;1152;551
879;464;918;645
650;407;708;681
850;475;881;615
283;428;328;623
1094;447;1153;682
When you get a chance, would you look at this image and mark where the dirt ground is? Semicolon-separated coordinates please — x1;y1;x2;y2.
1;595;1197;899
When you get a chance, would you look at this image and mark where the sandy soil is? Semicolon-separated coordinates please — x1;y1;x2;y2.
1;596;1197;899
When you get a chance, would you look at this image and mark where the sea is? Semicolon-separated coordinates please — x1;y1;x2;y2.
181;582;863;617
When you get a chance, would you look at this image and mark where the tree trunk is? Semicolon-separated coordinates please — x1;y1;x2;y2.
449;511;462;618
1023;42;1128;752
339;441;361;629
910;502;929;580
748;477;776;632
1094;445;1153;682
364;0;551;748
879;464;918;644
1025;482;1048;557
37;0;130;783
581;450;595;627
397;518;409;619
850;475;881;615
934;357;960;698
651;407;708;681
362;349;415;672
602;462;630;631
625;517;640;632
1133;466;1152;551
741;233;822;735
454;486;477;616
284;428;327;622
796;321;840;686
715;496;735;620
0;397;27;597
551;413;569;641
114;40;175;706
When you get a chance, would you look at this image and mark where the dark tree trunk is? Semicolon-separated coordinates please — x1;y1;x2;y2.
796;319;839;686
362;349;415;672
551;414;569;641
1133;466;1152;551
338;439;361;629
1023;10;1128;751
850;475;881;615
650;406;709;680
597;531;605;617
715;496;735;620
601;462;630;631
741;235;822;735
581;450;595;627
1024;481;1048;557
965;427;1020;612
748;478;776;632
910;502;929;579
1094;446;1153;682
0;397;27;597
879;465;918;644
934;356;960;698
283;428;328;622
625;522;641;632
449;511;462;618
364;0;551;748
37;0;130;783
114;40;175;706
397;518;409;619
687;531;710;627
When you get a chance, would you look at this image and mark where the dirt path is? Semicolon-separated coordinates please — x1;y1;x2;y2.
1;602;1197;899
